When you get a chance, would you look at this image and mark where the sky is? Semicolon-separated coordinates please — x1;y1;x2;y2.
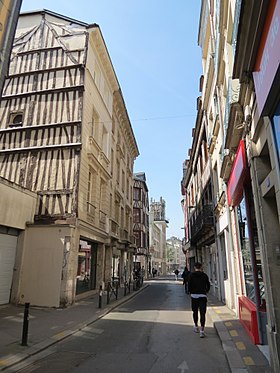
20;0;203;239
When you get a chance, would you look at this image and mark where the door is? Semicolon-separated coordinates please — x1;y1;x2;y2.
0;233;17;304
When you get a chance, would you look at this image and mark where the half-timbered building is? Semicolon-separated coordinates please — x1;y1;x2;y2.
133;172;149;277
0;9;139;307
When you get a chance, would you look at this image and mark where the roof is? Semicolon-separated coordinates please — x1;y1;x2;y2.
20;9;90;28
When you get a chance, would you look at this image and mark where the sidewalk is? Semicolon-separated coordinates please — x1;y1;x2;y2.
0;280;273;372
0;284;144;372
207;295;272;373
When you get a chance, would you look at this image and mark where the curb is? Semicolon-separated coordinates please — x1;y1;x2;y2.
0;284;149;372
208;306;249;373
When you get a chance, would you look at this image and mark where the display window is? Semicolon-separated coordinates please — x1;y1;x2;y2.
76;239;97;295
237;193;266;311
272;101;280;164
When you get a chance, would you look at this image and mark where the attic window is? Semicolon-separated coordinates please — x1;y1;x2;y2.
9;112;23;127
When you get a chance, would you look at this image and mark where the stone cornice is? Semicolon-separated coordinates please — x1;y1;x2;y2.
113;89;139;159
88;26;119;92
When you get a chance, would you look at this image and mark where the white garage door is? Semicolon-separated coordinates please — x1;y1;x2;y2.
0;233;17;304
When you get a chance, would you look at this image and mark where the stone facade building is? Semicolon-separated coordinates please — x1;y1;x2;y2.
182;1;280;370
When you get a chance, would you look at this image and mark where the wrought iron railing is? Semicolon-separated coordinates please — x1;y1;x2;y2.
87;201;96;219
110;219;119;236
99;210;107;230
190;204;214;241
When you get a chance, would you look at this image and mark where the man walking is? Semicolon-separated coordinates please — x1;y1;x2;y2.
181;266;190;293
188;262;210;338
174;268;179;281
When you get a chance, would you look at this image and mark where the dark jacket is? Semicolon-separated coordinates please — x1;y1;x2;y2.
181;269;190;283
188;271;210;295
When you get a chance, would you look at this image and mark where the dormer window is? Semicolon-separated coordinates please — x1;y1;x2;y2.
9;112;23;128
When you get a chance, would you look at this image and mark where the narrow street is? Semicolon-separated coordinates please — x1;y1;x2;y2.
17;278;230;373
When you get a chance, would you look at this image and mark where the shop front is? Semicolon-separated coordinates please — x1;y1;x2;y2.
228;140;267;345
76;238;97;295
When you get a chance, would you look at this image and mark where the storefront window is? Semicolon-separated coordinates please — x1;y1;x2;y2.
237;195;265;310
76;239;97;295
273;102;280;164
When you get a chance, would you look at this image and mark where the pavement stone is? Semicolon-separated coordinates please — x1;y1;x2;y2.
0;280;273;372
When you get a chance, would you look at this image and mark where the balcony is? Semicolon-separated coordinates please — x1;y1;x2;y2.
99;210;107;231
110;219;119;238
120;228;129;241
87;201;96;218
190;204;214;244
223;78;244;150
136;247;148;256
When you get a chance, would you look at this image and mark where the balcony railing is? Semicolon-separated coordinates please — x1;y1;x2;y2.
136;247;148;255
110;219;119;237
99;210;107;231
120;228;129;241
190;204;214;243
87;201;96;220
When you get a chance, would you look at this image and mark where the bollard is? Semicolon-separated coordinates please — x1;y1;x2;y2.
124;281;127;296
128;279;131;294
116;282;118;300
98;285;102;308
21;302;30;346
107;282;110;304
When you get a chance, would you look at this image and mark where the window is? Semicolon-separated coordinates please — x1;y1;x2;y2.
87;171;92;203
121;207;124;226
87;170;96;216
99;178;107;212
102;125;108;155
122;170;125;192
111;149;114;176
76;240;97;295
133;187;141;201
91;108;99;138
116;160;120;184
126;178;129;199
110;193;112;214
126;210;129;229
237;194;265;309
133;208;141;223
9;112;23;127
115;202;120;222
134;231;140;247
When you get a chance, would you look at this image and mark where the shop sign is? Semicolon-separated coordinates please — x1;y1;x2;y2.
227;140;248;206
253;0;280;115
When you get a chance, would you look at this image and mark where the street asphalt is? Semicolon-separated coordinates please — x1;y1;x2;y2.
0;276;272;372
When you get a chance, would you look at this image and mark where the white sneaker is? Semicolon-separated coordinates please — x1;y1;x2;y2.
200;330;205;338
193;326;199;333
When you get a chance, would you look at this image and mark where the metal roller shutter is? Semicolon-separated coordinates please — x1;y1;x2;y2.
0;233;17;304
